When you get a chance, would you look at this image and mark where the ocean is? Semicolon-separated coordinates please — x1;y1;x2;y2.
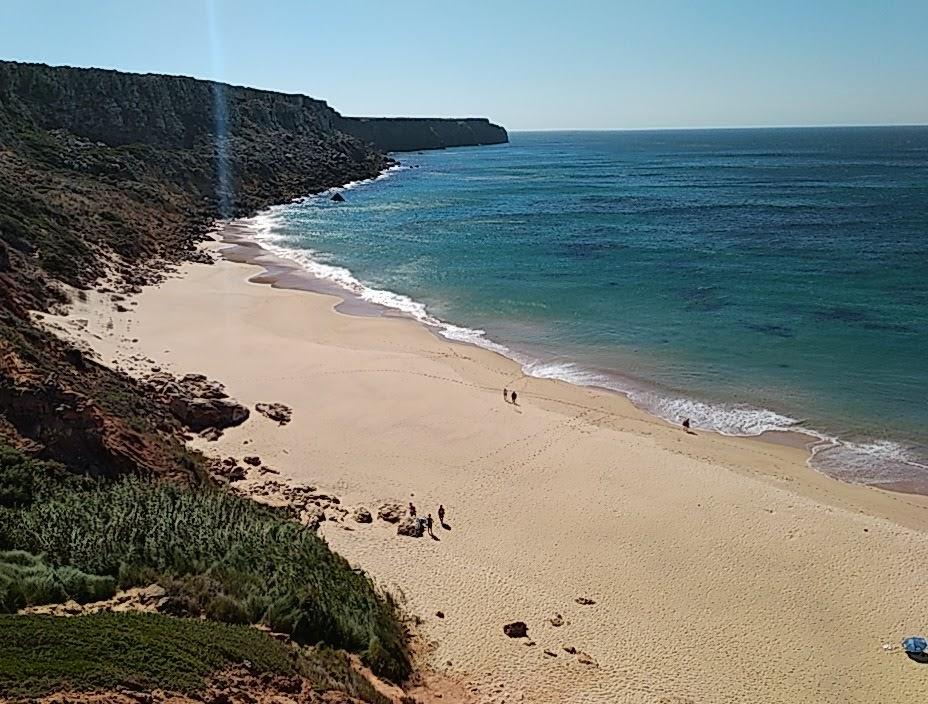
246;127;928;492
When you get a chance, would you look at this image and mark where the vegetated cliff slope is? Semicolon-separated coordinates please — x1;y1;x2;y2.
0;60;394;480
338;116;508;151
0;60;507;481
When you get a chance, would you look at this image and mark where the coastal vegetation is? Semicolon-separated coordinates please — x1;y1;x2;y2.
0;444;411;682
0;612;294;698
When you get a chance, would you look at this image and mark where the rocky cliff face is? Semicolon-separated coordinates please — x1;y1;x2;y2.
338;116;508;152
0;60;507;482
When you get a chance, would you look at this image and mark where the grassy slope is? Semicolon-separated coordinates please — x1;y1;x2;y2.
0;447;411;682
0;612;294;698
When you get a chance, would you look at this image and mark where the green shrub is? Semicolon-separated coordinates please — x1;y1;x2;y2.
0;550;116;612
205;594;249;625
0;478;409;680
0;612;294;698
0;447;88;508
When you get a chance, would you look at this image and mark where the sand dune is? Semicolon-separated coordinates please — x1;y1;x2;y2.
40;238;928;703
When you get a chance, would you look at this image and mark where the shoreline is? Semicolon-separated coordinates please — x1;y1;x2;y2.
224;213;927;498
36;222;928;702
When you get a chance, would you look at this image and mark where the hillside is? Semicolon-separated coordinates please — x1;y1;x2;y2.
0;60;504;477
0;60;509;701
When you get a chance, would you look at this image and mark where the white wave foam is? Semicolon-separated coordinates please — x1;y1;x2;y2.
630;392;802;436
232;175;928;492
810;439;928;486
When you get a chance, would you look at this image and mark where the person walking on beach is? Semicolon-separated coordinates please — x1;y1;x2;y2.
408;502;417;517
511;390;518;405
426;513;435;538
438;504;445;526
503;388;509;403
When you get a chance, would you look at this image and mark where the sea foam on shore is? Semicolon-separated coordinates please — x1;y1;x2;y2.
235;195;928;495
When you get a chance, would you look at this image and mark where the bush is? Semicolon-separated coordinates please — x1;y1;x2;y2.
0;612;294;698
205;594;249;625
0;550;116;612
0;447;89;508
0;478;410;680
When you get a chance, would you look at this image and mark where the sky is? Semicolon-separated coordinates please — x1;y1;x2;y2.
2;0;926;131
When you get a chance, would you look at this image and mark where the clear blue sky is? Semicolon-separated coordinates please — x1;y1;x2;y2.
2;0;926;130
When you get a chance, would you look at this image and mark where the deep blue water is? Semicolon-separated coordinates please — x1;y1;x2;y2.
250;127;928;490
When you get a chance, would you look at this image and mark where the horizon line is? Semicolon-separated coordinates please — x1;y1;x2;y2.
509;123;928;133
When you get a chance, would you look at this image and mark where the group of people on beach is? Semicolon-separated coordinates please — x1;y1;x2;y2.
503;387;518;405
409;501;446;538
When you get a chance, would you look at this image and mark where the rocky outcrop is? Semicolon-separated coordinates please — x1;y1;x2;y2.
142;372;250;433
338;116;508;152
377;502;405;523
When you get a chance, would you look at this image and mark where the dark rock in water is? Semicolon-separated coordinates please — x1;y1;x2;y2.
330;192;345;202
396;516;424;537
503;621;528;638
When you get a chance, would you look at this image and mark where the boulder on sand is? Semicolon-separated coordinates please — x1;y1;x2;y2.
377;502;404;523
169;397;249;432
503;622;528;638
396;516;424;538
255;402;292;425
352;506;373;523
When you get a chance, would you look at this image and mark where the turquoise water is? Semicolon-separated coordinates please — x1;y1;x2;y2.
249;128;928;491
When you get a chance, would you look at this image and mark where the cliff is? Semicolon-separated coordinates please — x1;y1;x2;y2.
338;116;508;152
0;59;506;481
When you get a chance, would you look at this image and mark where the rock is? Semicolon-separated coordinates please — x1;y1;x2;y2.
503;621;528;638
200;427;223;441
300;506;326;530
577;653;597;666
396;516;424;537
330;192;345;202
139;583;167;602
255;402;292;425
549;613;564;627
377;501;405;523
62;599;83;615
435;611;444;619
352;506;373;523
563;646;576;655
524;640;536;647
168;396;249;432
155;596;193;616
575;597;596;606
543;649;557;658
243;456;261;466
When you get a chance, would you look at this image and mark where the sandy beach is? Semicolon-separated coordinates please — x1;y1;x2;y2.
38;229;928;704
